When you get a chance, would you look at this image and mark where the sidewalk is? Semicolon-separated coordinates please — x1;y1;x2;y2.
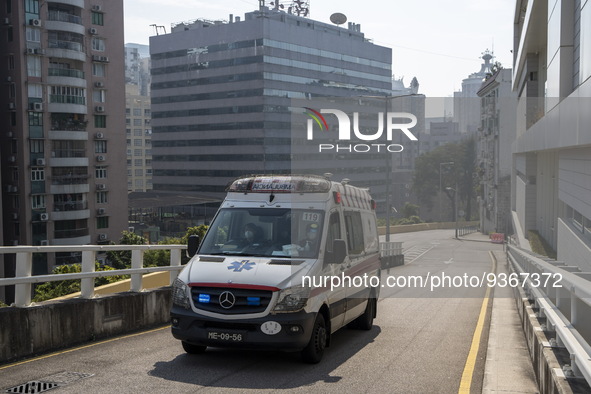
482;250;539;394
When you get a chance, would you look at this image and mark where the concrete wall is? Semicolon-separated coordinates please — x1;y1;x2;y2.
0;288;171;364
557;218;591;272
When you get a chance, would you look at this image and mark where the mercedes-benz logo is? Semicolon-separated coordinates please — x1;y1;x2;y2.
219;291;236;309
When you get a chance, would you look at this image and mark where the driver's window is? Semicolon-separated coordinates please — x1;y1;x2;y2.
325;211;341;253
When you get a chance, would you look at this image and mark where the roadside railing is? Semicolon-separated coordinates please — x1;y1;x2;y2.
507;243;591;385
457;225;479;237
380;241;404;269
0;244;186;307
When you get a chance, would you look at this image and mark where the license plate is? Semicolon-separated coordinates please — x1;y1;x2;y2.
207;331;244;342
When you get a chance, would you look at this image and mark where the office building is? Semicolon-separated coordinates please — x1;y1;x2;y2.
149;7;396;208
125;84;153;192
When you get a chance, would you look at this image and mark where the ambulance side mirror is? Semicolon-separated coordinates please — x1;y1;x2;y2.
187;235;200;257
331;239;347;265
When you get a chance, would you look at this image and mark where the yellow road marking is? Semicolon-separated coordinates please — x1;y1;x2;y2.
458;251;496;393
0;325;170;371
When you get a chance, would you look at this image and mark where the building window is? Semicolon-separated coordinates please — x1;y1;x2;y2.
91;37;105;51
92;63;105;77
134;149;142;156
27;56;41;77
26;27;40;42
133;118;142;126
133;139;142;146
95;165;107;178
28;83;42;98
133;108;141;116
28;112;43;126
97;216;108;229
134;129;142;136
94;115;106;128
31;167;45;181
30;139;44;153
96;191;107;203
8;54;14;70
93;89;106;102
135;179;144;188
144;109;151;116
32;194;45;209
134;159;143;166
95;140;107;153
24;0;39;14
91;11;104;26
134;169;143;176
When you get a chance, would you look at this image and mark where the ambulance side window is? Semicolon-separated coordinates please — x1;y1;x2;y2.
344;211;364;255
325;211;341;253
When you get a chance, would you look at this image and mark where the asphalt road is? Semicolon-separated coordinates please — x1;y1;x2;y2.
1;229;503;394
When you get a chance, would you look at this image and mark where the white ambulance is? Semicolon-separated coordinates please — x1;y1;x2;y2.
170;174;381;363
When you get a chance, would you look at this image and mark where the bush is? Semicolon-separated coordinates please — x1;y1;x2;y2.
527;230;557;259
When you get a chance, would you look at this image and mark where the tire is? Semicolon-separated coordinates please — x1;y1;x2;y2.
182;341;207;354
349;296;376;330
301;313;327;364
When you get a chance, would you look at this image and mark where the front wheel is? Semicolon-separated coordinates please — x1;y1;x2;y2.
349;296;376;330
301;313;327;364
182;341;207;354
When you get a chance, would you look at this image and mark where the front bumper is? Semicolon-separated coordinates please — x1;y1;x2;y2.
171;306;316;351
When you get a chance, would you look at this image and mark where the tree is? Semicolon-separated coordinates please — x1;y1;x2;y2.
33;263;125;302
413;138;477;221
106;231;147;269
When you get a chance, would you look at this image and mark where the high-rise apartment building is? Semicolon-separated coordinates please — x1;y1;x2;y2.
0;0;127;274
149;7;395;206
125;84;152;192
512;0;591;271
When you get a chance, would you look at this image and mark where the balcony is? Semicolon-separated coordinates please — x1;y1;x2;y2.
47;0;85;8
48;94;86;114
51;148;87;158
48;67;86;88
48;67;84;79
46;39;85;62
46;10;85;35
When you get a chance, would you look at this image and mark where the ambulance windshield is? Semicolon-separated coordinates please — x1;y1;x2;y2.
199;208;324;258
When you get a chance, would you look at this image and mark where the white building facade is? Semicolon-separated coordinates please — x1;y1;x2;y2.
512;0;591;271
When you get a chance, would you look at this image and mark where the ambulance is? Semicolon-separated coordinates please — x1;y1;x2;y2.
170;174;381;363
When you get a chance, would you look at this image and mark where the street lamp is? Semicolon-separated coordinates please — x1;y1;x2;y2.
439;162;454;222
446;184;459;239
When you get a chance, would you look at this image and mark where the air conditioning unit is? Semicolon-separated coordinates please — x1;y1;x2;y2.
95;106;105;113
40;240;49;246
97;208;106;215
96;183;106;190
8;156;16;163
29;19;41;26
26;48;35;54
100;56;109;62
34;48;44;55
10;185;17;193
92;5;102;11
11;212;18;220
30;102;43;111
8;102;15;110
94;81;105;88
35;158;45;166
98;233;107;241
40;213;49;221
89;27;98;35
128;226;135;232
3;17;9;25
96;155;106;162
6;76;12;82
95;132;105;139
92;55;101;61
7;131;13;137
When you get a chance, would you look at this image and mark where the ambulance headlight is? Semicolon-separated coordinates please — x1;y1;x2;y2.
172;278;191;310
273;286;310;312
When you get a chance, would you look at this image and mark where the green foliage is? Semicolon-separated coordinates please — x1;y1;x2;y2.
32;263;126;302
413;138;477;221
401;203;420;219
0;300;8;308
396;215;423;225
143;225;210;266
106;231;147;269
527;230;557;259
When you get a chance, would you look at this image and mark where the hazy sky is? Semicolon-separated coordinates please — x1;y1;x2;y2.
123;0;515;97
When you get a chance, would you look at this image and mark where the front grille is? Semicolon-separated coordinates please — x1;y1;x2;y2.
191;286;273;315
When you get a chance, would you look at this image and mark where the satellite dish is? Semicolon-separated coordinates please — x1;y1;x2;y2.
330;12;347;26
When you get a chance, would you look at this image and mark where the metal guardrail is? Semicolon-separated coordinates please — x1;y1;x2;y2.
379;241;403;257
507;244;591;384
457;225;479;237
0;245;186;307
